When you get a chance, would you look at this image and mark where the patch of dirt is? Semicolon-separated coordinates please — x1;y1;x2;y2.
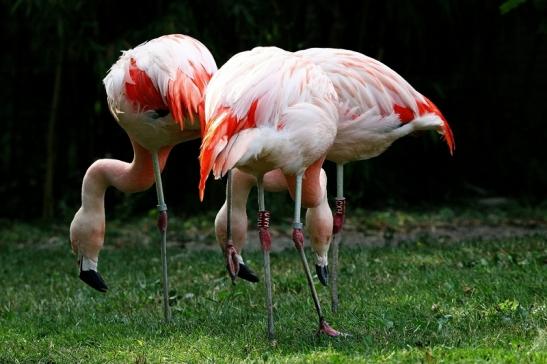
183;220;547;253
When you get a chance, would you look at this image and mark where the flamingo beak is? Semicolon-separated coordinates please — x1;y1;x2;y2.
315;264;329;286
78;257;108;293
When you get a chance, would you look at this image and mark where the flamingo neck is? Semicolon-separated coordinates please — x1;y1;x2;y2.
286;157;326;209
80;140;172;211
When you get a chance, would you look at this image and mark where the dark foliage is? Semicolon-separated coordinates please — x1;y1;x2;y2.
1;0;546;219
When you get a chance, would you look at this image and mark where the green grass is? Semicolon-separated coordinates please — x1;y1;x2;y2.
0;212;546;363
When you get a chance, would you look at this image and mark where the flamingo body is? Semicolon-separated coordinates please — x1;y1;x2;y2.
70;34;217;301
213;48;456;312
295;48;454;164
199;46;341;338
199;47;338;200
291;48;455;311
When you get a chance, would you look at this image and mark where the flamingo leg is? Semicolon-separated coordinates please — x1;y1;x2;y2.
292;173;341;336
152;151;172;323
331;163;346;313
257;175;274;340
224;169;239;282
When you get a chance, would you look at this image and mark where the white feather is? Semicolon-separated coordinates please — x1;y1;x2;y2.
201;46;338;182
296;48;440;163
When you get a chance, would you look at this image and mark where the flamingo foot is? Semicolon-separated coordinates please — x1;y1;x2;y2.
225;242;239;282
317;318;344;337
315;264;329;286
238;263;259;283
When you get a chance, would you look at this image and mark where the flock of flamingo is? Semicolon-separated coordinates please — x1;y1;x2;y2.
69;34;455;339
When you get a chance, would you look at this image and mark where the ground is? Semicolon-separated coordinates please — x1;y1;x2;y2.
0;203;546;363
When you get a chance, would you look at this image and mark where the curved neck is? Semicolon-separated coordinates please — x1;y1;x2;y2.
80;140;172;211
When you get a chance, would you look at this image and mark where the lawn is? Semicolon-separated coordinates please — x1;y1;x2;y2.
0;207;546;363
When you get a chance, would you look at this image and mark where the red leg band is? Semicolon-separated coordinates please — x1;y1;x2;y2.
292;228;305;249
332;198;346;234
157;210;168;233
258;211;272;252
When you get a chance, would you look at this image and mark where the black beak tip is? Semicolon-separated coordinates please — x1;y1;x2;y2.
79;270;108;292
315;264;329;286
237;263;259;283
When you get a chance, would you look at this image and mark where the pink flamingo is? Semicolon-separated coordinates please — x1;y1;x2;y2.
69;34;217;321
214;47;455;312
199;47;341;338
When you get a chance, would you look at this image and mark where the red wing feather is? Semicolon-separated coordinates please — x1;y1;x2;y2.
125;58;166;111
198;100;259;200
167;65;213;128
393;98;455;155
420;98;455;155
125;58;213;130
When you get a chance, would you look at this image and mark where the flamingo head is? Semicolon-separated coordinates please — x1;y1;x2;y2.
69;207;105;260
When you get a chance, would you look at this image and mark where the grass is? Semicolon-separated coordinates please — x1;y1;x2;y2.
0;208;546;363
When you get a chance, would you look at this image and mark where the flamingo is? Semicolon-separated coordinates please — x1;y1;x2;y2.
214;47;455;312
198;47;341;338
69;34;217;321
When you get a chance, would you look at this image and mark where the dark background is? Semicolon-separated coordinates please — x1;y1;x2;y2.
1;0;546;221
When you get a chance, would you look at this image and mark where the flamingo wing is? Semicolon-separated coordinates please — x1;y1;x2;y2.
296;48;455;154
